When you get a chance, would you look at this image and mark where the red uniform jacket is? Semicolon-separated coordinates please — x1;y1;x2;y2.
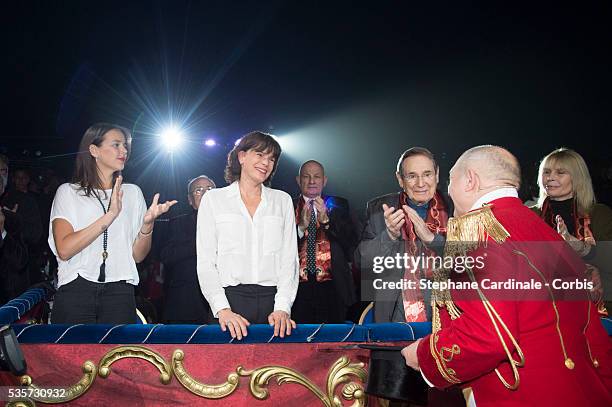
417;197;612;406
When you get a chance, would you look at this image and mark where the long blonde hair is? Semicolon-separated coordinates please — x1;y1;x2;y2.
537;148;596;215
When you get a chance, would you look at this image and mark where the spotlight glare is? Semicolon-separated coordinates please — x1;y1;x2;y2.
204;139;216;147
160;126;184;151
234;138;241;146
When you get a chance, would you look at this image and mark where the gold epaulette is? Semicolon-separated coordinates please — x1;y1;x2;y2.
445;204;510;257
431;204;511;328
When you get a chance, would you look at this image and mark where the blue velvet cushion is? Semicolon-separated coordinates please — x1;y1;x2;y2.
10;322;431;344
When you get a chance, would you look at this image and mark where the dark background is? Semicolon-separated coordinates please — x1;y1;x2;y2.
3;1;612;214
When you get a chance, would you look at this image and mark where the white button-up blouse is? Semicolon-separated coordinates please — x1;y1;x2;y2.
196;181;299;317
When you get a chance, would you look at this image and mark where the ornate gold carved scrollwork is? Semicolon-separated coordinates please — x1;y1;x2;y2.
237;355;367;407
98;345;172;385
11;346;367;406
325;356;367;407
171;349;240;399
12;360;97;406
5;401;36;407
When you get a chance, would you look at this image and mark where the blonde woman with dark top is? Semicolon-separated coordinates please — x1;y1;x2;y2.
533;147;612;314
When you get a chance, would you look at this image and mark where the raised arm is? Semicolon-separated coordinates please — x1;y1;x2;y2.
52;178;123;261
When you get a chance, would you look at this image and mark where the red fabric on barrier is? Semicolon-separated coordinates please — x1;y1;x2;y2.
0;342;409;406
15;303;45;324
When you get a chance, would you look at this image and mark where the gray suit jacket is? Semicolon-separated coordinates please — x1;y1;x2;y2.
354;191;451;322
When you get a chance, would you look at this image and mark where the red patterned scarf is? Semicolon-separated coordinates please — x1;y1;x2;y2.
540;197;606;315
540;197;595;243
398;191;449;322
295;197;332;283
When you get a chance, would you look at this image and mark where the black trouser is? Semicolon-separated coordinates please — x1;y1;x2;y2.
291;278;345;324
163;280;210;324
221;284;276;324
51;275;136;324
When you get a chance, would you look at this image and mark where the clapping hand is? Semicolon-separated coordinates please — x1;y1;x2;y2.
298;203;312;231
585;264;603;303
0;204;18;234
312;197;329;223
403;205;434;244
382;203;405;240
143;193;178;227
108;176;123;218
556;215;592;256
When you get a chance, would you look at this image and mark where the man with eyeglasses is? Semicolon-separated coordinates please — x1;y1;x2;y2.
356;147;453;323
160;175;216;323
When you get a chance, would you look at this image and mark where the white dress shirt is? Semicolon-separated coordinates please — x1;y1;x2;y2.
297;195;319;239
196;181;299;317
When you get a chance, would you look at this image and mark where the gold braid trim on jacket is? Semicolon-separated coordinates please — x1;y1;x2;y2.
430;204;524;389
432;204;510;331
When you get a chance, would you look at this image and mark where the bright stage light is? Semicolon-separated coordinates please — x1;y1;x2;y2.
160;126;184;151
204;138;216;147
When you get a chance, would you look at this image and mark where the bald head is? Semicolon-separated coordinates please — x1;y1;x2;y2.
297;160;327;198
449;145;521;216
298;160;325;176
455;145;521;188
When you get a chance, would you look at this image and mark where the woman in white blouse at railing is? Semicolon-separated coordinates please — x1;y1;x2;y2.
197;131;299;340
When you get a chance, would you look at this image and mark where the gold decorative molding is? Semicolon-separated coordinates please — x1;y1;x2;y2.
98;345;172;385
12;360;97;406
9;346;367;406
171;349;240;399
6;401;36;407
326;356;367;407
237;355;366;407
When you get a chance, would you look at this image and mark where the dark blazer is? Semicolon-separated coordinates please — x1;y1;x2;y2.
1;190;42;246
0;210;28;304
159;212;210;323
293;195;357;308
354;191;453;322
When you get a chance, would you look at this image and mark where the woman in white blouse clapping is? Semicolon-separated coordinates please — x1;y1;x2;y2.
49;123;176;324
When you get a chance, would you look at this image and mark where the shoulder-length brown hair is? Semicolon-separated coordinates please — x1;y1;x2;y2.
536;147;596;215
224;131;281;186
73;123;132;197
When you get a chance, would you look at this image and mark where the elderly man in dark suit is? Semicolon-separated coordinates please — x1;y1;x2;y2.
355;147;452;323
160;175;215;324
291;160;356;323
0;205;28;305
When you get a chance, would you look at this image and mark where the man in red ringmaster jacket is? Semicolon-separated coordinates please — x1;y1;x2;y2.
401;145;612;406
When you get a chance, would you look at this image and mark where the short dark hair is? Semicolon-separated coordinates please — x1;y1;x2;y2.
0;154;8;167
396;147;438;176
74;123;132;197
224;131;281;186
